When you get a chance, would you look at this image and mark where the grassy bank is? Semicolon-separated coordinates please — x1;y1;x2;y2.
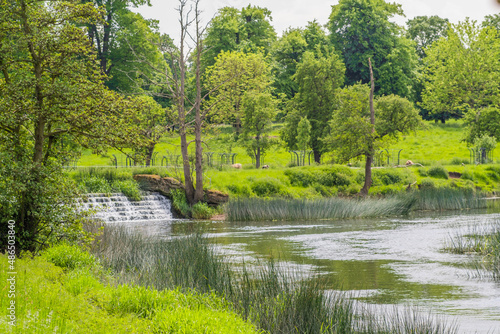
87;224;457;333
0;244;257;333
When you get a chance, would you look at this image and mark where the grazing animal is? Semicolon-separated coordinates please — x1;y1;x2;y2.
405;160;413;166
262;165;269;169
231;163;242;169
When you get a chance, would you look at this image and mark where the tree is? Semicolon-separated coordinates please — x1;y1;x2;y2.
281;51;345;163
324;80;421;195
421;19;500;122
464;106;500;145
328;0;418;101
204;51;273;135
406;15;449;59
0;0;143;251
84;0;162;92
483;14;500;33
132;96;169;166
201;5;276;69
240;91;278;168
271;21;330;102
296;117;311;166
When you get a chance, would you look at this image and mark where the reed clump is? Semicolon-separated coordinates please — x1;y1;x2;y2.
226;188;487;222
445;222;500;281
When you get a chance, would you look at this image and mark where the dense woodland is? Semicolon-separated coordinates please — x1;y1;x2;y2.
1;0;500;250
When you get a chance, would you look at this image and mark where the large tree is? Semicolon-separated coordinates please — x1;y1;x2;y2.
328;0;418;101
204;51;273;134
406;15;449;59
201;5;276;70
324;80;421;196
84;0;162;92
421;19;500;122
0;0;143;251
281;51;345;163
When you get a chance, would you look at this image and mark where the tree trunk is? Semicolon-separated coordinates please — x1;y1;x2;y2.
145;144;155;167
256;139;261;168
313;150;321;164
361;58;376;196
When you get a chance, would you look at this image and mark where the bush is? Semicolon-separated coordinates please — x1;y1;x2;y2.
372;168;411;186
227;184;253;197
427;166;449;179
251;177;288;197
171;189;191;217
419;178;437;189
112;179;142;201
191;202;214;219
461;169;474;181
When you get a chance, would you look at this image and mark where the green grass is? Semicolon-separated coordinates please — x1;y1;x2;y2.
0;244;258;333
89;224;457;334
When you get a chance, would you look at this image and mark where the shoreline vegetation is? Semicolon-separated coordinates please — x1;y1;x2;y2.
0;225;459;333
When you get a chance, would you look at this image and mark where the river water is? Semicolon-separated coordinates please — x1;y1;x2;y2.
90;193;500;333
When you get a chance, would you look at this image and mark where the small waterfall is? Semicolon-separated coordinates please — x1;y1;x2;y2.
81;192;173;223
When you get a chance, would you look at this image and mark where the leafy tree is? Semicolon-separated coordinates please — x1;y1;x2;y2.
240;91;278;168
132;96;169;166
271;21;330;102
464;106;500;145
324;82;421;195
421;19;500;122
84;0;163;92
328;0;418;101
281;51;345;163
483;13;500;33
0;0;143;251
201;5;276;69
204;51;273;134
406;15;449;59
296;117;312;165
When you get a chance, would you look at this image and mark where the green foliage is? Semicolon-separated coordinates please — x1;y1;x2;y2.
419;178;437;189
43;244;97;270
461;169;474;181
372;168;412;186
171;189;192;217
284;166;354;187
328;0;418;100
250;177;288;197
202;5;276;69
427;166;449;179
406;15;449;59
191;202;214;220
227;183;253;197
465;107;500;144
240;90;278;167
421;19;500;121
282;50;345;162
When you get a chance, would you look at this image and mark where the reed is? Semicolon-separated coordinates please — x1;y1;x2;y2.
413;188;487;211
226;196;416;222
90;224;458;334
445;222;500;281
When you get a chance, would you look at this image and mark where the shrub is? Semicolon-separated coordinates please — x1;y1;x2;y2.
461;169;474;181
112;179;142;201
419;178;437;189
227;184;253;197
427;166;449;179
171;189;192;217
418;168;428;177
284;169;316;187
251;177;288;197
192;202;214;219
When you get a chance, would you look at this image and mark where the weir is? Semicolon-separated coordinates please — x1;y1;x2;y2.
82;192;173;223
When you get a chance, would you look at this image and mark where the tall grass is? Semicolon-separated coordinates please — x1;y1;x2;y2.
226;196;416;221
89;224;458;334
226;189;487;222
414;188;487;211
445;222;500;281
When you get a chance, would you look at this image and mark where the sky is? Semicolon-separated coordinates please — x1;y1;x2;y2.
134;0;500;43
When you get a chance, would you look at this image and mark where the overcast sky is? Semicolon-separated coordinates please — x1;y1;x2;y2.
134;0;500;43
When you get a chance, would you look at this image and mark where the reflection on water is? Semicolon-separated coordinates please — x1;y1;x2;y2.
111;202;500;333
